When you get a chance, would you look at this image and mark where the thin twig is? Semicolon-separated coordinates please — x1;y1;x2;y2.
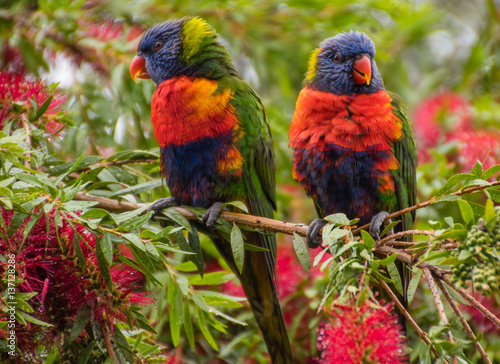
353;180;500;234
435;279;491;364
102;326;119;364
377;230;435;246
376;278;445;362
423;268;456;364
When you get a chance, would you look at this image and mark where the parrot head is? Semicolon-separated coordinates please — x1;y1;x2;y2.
305;31;384;95
130;17;236;85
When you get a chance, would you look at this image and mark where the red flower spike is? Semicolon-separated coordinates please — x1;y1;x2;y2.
316;302;407;364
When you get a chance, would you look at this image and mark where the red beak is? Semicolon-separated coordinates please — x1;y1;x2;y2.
352;55;371;85
130;55;150;82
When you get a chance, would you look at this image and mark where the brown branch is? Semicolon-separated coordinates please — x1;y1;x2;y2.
423;268;456;364
353;180;500;235
102;326;118;364
439;274;500;329
376;278;445;362
435;279;491;364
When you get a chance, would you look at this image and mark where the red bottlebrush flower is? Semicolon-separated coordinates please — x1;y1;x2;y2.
81;19;124;42
127;25;145;42
461;293;500;335
450;130;500;174
413;91;472;163
316;301;407;364
0;207;152;359
1;43;25;74
0;72;67;130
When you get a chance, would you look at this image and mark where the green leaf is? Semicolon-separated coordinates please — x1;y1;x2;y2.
457;200;474;225
377;253;398;266
189;272;233;285
408;270;423;305
489;189;500;203
470;161;483;178
49;156;103;176
324;213;350;226
116;211;153;232
69;303;91;343
172;230;203;274
292;232;311;272
96;236;113;290
196;306;218;351
434;229;468;241
230;223;245;274
458;249;473;261
433;194;461;204
29;94;53;121
482;164;500;180
122;233;146;252
360;230;375;251
243;243;269;252
191;291;210;312
168;276;181;347
76;340;95;364
163;207;193;233
183;299;195;349
109;179;163;197
387;262;403;296
434;173;470;197
485;199;497;233
380;220;400;238
100;233;113;265
144;242;160;261
188;228;204;277
220;201;249;213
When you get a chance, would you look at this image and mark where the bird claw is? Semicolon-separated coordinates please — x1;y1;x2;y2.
202;202;224;230
369;211;392;240
306;218;328;249
148;196;179;219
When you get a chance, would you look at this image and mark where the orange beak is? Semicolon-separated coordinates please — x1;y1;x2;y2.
130;55;150;82
352;55;371;85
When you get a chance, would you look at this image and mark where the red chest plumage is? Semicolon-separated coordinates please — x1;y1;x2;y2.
151;76;239;147
289;88;403;152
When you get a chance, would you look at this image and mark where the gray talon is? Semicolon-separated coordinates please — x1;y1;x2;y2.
369;211;391;240
202;202;223;230
148;196;179;218
306;218;328;249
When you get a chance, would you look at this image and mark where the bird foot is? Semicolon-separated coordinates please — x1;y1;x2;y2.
306;218;328;249
148;196;179;218
369;211;392;240
202;202;224;230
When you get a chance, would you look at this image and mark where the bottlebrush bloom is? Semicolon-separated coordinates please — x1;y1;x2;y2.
412;91;472;163
0;208;151;359
316;301;407;364
451;130;500;173
0;72;67;131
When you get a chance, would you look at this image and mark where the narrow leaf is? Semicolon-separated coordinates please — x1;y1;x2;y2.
230;223;245;274
96;236;113;290
485;199;497;233
183;300;195;349
196;306;218;351
69;303;91;343
360;230;375;251
387;262;404;296
100;233;113;265
168;276;181;347
407;270;423;305
457;200;474;225
292;232;311;272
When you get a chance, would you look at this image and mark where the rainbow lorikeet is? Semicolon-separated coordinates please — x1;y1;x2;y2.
130;17;293;362
289;31;417;316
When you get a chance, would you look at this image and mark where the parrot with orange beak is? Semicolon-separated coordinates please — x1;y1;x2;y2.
289;31;417;327
130;17;292;363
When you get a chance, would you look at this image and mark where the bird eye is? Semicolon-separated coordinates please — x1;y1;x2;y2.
332;54;341;63
154;41;163;50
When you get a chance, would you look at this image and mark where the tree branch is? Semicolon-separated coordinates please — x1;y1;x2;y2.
435;279;491;364
376;278;445;362
352;180;500;234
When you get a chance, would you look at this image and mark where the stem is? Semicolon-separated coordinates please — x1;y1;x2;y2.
102;325;119;364
21;116;31;170
423;268;456;363
376;278;445;362
435;279;491;364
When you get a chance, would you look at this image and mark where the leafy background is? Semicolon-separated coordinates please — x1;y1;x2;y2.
1;0;500;363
